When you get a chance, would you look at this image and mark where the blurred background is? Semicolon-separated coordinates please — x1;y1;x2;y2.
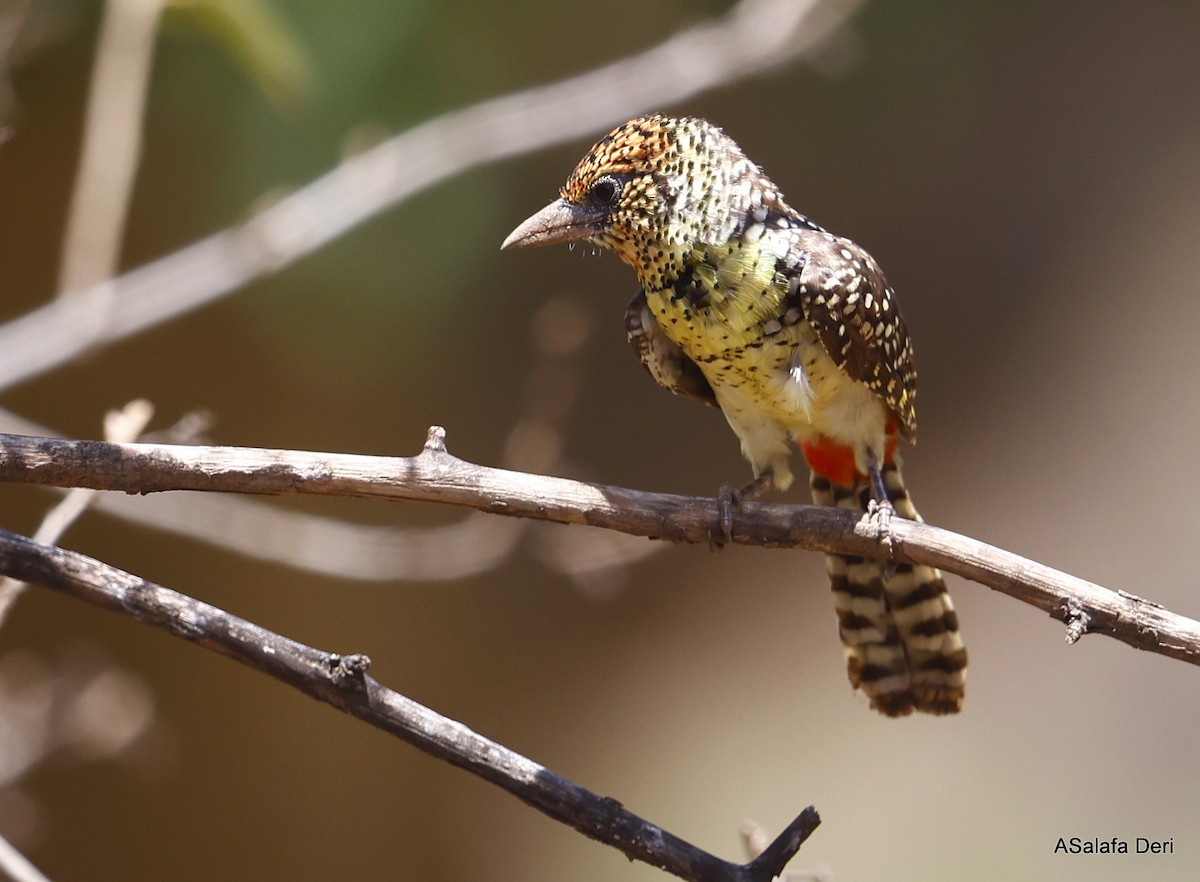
1;0;1199;880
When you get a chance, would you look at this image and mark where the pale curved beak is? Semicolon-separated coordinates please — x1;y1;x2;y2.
501;199;602;250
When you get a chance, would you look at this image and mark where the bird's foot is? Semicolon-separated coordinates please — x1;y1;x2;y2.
715;483;736;549
866;497;898;580
714;473;773;548
864;453;899;579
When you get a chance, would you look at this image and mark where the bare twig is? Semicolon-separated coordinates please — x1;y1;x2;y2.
0;832;52;882
0;528;819;882
0;400;154;626
56;0;164;296
0;428;1197;665
0;0;861;394
0;296;649;587
0;407;533;582
741;820;833;882
0;1;32;144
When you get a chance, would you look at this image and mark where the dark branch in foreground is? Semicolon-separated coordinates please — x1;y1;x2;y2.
1;428;1198;665
0;529;818;882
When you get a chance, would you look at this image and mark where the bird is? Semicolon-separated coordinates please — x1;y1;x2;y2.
502;114;966;716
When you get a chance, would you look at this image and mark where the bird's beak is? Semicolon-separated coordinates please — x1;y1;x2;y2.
501;199;602;250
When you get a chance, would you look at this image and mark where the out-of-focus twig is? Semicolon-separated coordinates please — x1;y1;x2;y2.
0;0;862;394
0;528;821;882
56;0;164;297
0;0;31;143
0;427;1196;667
0;832;52;882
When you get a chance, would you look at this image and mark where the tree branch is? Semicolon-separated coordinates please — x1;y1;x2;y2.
0;399;155;626
0;0;860;395
0;297;632;588
1;429;1196;666
0;528;818;882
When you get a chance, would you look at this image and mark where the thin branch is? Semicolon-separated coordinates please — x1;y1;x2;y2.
0;833;52;882
56;0;163;296
0;1;32;145
0;528;818;882
0;429;1197;665
0;408;534;582
0;297;651;588
0;400;154;626
0;0;861;394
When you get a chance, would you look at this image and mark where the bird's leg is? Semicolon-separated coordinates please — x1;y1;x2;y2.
864;448;898;579
716;471;775;547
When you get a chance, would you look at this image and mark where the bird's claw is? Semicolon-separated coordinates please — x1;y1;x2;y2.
713;473;773;549
714;482;737;549
866;497;898;580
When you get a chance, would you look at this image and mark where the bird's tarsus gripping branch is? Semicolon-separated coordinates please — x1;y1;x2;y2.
717;472;775;546
865;448;898;579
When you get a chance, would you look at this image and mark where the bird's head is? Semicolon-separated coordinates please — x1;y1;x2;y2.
503;115;763;285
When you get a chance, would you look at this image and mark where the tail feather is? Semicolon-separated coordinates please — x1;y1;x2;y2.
810;462;967;716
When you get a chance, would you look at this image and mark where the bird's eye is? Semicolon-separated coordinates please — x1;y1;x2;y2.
589;175;621;207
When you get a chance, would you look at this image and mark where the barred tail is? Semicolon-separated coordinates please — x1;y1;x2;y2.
809;462;967;716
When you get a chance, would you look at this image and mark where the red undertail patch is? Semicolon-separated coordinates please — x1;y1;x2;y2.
799;437;859;486
799;419;899;486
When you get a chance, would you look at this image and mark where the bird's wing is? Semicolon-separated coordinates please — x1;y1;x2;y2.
788;233;918;441
624;289;719;407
